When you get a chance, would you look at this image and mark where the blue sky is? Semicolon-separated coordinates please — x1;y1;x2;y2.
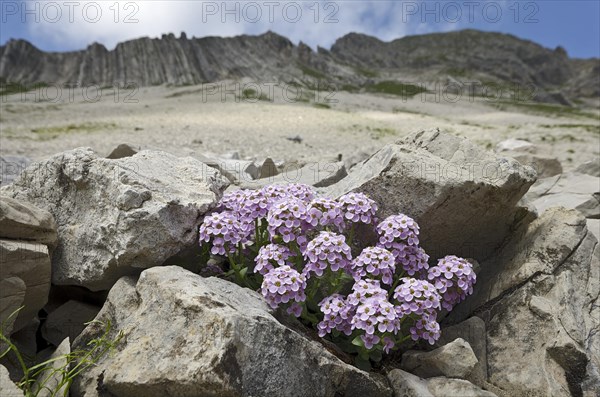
0;1;598;58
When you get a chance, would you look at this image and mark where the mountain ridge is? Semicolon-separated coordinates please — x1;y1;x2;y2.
1;29;598;104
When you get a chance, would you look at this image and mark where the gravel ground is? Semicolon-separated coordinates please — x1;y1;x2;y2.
1;83;598;170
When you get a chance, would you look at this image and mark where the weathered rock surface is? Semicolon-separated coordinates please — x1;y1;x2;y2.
0;155;31;187
449;208;600;396
0;196;57;245
495;139;535;153
41;300;100;346
257;157;279;179
0;277;26;335
33;337;70;397
106;143;139;159
525;171;599;218
575;159;600;177
401;338;478;379
72;266;392;397
326;129;536;260
436;317;487;386
0;364;22;397
0;240;51;332
510;153;562;178
203;158;259;184
1;148;226;291
240;161;347;189
386;369;433;397
427;377;498;397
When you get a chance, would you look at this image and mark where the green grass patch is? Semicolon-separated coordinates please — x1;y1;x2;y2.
540;123;600;134
31;122;117;139
366;81;427;98
495;100;599;120
354;67;379;78
340;84;360;93
240;88;270;102
297;63;327;80
313;103;331;109
0;81;48;96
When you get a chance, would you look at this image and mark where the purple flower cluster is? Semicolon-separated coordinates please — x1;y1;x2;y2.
317;294;353;337
254;244;293;275
393;277;441;316
304;232;352;277
377;214;420;249
409;312;441;345
199;212;248;256
199;183;478;356
261;265;306;310
306;198;345;230
266;198;308;245
428;255;476;311
347;279;388;305
338;192;378;226
351;247;396;285
351;297;400;340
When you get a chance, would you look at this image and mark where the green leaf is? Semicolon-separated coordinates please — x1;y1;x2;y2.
369;349;383;362
239;267;248;278
355;355;372;371
351;335;364;347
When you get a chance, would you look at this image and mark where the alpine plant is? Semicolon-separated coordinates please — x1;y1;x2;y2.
199;183;476;367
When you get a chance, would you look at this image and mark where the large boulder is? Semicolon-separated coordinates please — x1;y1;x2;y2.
71;266;392;397
325;129;536;260
1;148;226;291
449;208;599;396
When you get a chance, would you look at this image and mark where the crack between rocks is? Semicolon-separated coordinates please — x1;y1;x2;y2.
481;230;588;394
538;174;562;196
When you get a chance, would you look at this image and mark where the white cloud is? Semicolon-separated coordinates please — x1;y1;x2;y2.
23;0;423;50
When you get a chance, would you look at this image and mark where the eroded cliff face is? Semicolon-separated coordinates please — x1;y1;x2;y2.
1;29;598;102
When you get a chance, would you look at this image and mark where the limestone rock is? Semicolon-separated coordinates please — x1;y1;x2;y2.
0;155;30;187
240;161;347;189
401;338;478;379
0;196;57;245
41;300;100;346
0;240;50;332
71;266;392;397
575;159;600;177
427;377;498;397
510;153;562;178
0;277;26;336
437;317;487;386
258;157;279;179
33;337;70;397
525;172;599;218
386;369;433;397
1;148;226;291
495;139;535;153
325;129;536;261
0;365;22;397
106;143;139;159
449;208;600;396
